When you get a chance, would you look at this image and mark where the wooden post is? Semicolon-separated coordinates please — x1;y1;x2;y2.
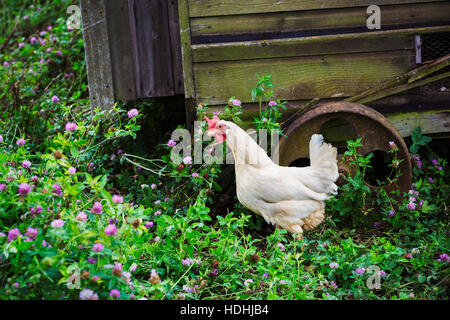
80;0;115;110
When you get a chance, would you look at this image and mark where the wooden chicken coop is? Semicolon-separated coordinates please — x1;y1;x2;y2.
80;0;450;192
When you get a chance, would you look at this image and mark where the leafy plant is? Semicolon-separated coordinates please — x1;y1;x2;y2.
329;138;373;219
251;74;287;137
409;127;432;154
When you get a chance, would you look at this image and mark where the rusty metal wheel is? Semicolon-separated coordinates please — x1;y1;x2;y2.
275;101;412;194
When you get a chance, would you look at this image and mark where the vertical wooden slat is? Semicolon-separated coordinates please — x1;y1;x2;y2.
177;0;196;126
168;0;185;95
177;0;195;99
128;0;142;98
415;34;422;65
129;0;175;98
105;0;137;101
80;0;115;109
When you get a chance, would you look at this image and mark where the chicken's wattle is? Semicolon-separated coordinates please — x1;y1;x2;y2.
215;133;226;143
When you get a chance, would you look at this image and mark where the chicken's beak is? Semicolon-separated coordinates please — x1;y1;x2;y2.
206;128;218;137
206;128;227;143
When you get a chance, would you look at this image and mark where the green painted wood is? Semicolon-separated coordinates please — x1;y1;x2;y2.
190;2;450;37
206;103;450;137
192;26;450;63
387;109;450;136
177;0;195;99
192;31;412;63
194;51;415;105
358;71;450;104
188;0;448;17
348;53;450;103
408;53;450;83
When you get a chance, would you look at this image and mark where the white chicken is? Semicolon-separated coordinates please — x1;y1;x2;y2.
205;115;339;235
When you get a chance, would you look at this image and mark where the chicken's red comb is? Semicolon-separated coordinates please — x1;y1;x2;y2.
204;115;220;129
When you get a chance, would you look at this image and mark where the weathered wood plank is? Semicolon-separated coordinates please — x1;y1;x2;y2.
80;0;115;109
347;53;450;103
188;0;449;17
358;71;450;104
177;0;195;99
168;0;185;95
129;0;174;98
190;2;450;38
387;109;450;137
408;53;450;83
192;31;412;63
105;0;137;101
194;50;415;105
207;102;450;137
192;26;450;63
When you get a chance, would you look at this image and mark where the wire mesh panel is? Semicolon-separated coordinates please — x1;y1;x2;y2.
421;32;450;90
421;32;450;61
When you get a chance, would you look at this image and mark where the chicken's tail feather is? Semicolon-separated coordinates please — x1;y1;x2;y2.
309;134;324;164
309;134;339;191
